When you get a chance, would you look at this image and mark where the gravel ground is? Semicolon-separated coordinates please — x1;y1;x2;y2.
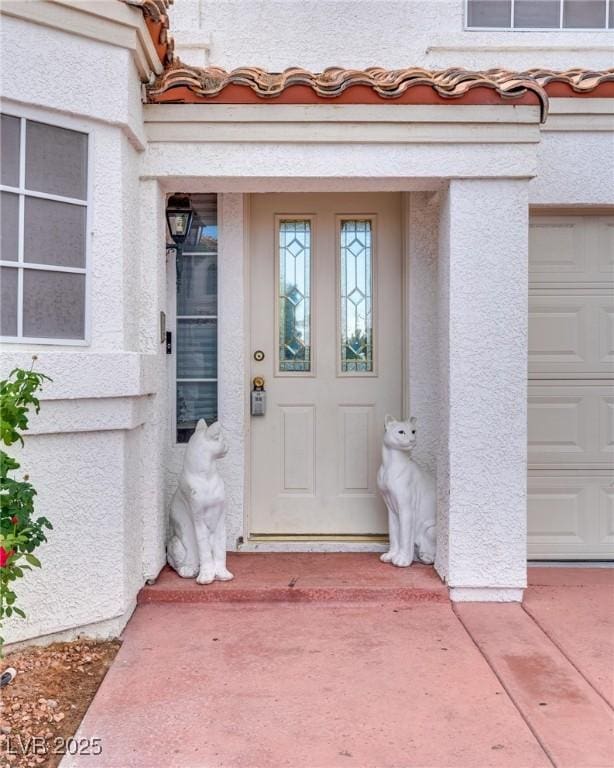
0;640;120;768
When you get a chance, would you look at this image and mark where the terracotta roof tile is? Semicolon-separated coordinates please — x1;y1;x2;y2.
120;3;614;119
144;63;614;119
148;64;546;113
121;0;174;66
526;67;614;91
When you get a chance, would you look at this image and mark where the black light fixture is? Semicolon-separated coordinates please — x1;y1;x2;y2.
166;194;194;285
166;194;194;245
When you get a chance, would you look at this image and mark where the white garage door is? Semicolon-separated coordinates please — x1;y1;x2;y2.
528;215;614;559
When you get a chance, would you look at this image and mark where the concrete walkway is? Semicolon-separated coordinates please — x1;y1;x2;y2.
64;556;614;768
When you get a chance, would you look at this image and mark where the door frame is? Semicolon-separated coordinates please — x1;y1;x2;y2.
244;191;410;544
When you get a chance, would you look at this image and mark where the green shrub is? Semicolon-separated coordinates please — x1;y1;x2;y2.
0;361;52;647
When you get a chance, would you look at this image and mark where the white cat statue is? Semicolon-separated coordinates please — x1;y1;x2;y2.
377;415;437;567
167;419;234;584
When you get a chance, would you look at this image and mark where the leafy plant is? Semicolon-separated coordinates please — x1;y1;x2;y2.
0;361;52;646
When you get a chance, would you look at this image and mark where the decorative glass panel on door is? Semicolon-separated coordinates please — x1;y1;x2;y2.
278;219;311;372
340;219;374;373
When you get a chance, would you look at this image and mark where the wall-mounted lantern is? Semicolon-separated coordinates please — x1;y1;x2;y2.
166;194;194;245
166;194;194;284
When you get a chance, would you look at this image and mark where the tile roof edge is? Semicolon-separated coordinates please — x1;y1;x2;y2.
117;4;614;123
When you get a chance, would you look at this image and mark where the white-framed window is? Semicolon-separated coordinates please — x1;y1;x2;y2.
466;0;613;29
174;194;218;443
0;113;89;344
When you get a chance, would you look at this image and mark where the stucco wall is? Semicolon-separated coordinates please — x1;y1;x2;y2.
531;132;614;206
0;15;145;143
0;12;167;644
436;179;529;599
2;1;612;645
170;0;613;72
407;192;440;475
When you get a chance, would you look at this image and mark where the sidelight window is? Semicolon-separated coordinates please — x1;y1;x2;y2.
175;195;218;443
278;218;312;373
339;218;374;374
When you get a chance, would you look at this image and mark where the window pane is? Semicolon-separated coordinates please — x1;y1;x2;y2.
23;269;85;339
563;0;606;27
1;115;20;187
24;196;86;268
177;319;217;379
0;267;17;336
25;120;87;199
177;381;217;443
514;0;560;27
467;0;512;26
279;220;311;372
183;194;218;253
340;220;373;373
610;0;613;26
1;192;19;261
177;254;217;315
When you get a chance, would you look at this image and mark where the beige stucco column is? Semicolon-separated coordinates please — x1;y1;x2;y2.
436;178;530;601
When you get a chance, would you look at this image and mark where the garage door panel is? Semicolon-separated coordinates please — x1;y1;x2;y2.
528;473;614;559
529;219;584;277
528;384;613;468
529;217;614;286
529;293;614;376
600;303;614;365
529;215;613;560
602;397;614;454
597;220;614;278
599;483;614;548
528;480;588;544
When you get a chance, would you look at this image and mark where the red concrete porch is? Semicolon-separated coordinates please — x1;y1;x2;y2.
138;553;447;604
64;556;614;768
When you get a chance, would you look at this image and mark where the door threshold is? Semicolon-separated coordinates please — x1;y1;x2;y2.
248;534;388;543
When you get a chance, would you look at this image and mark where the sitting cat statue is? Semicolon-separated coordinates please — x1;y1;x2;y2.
167;419;234;584
377;415;436;567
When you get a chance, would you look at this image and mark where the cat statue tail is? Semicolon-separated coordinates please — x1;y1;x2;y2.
416;519;437;565
167;534;187;572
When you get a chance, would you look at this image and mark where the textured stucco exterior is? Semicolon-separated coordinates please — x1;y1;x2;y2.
169;0;613;72
0;5;166;644
1;0;612;644
436;180;529;593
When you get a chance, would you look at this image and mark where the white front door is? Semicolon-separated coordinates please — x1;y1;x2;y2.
250;193;403;536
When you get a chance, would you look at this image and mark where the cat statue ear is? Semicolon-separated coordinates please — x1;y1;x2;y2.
384;414;396;430
195;418;208;432
207;421;221;438
409;416;417;426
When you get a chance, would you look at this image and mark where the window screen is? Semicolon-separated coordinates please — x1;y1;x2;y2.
0;114;88;341
467;0;610;28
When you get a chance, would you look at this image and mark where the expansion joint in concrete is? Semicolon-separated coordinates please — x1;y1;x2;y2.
451;603;557;768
